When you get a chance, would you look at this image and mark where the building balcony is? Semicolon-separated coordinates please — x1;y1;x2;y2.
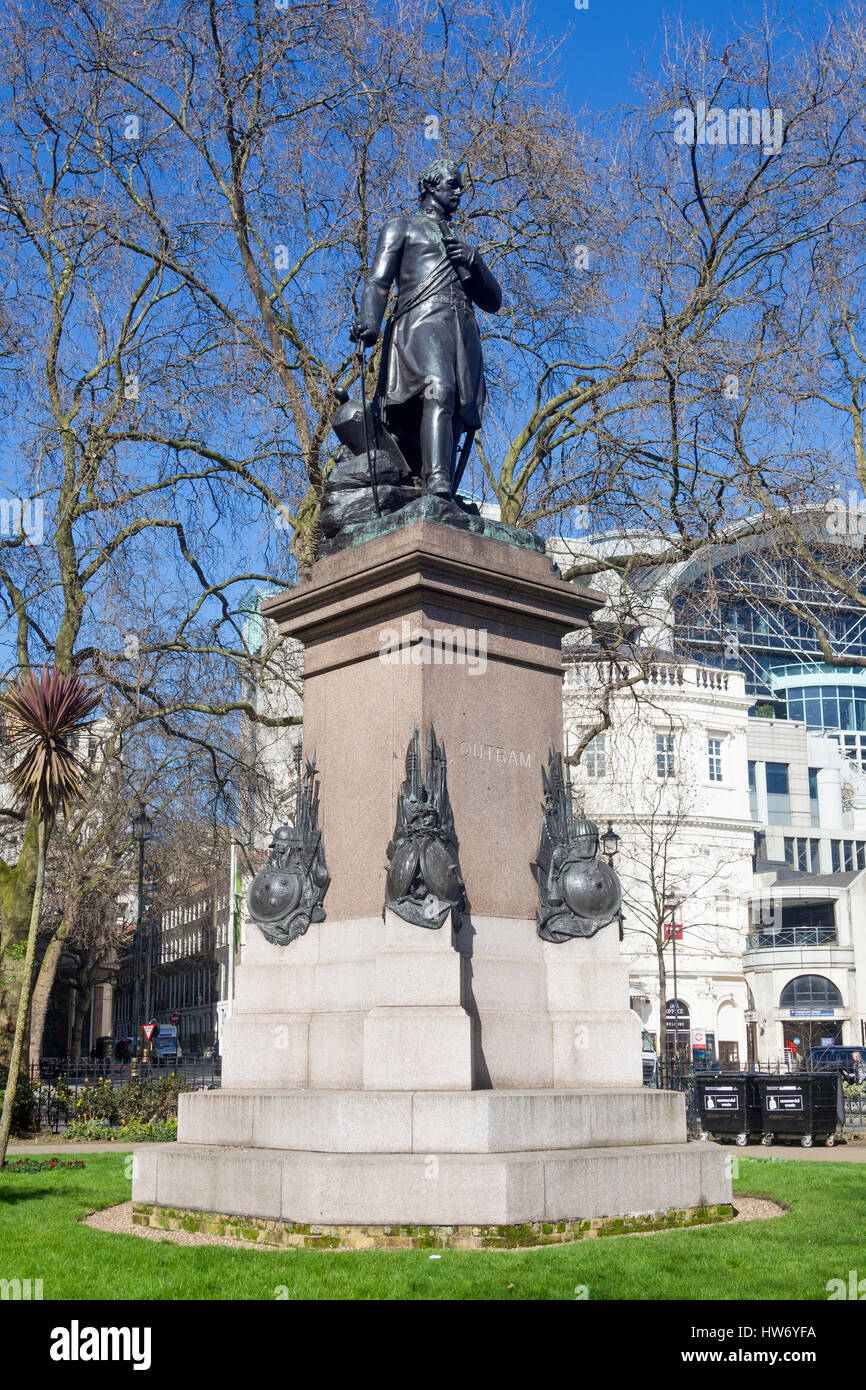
746;926;837;951
744;940;854;971
563;660;743;697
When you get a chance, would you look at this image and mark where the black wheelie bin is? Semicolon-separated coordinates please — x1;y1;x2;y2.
756;1072;844;1147
695;1072;762;1145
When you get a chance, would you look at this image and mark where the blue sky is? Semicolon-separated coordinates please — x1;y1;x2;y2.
528;0;824;110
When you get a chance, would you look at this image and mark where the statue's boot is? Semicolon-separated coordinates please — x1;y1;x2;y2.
421;398;456;496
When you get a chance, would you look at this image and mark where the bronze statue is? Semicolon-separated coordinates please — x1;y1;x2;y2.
350;158;502;497
532;750;622;942
246;748;330;945
320;160;503;551
385;727;465;929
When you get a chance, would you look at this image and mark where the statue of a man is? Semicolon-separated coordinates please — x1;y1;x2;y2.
350;159;502;497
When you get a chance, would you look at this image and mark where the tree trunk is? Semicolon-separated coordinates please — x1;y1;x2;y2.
0;815;41;1073
28;924;70;1070
0;820;46;1167
69;973;94;1061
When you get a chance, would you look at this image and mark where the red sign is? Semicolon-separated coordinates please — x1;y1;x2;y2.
170;1012;179;1026
142;1022;157;1042
664;923;683;941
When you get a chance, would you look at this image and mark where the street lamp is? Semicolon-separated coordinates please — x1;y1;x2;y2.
131;804;152;1058
600;823;623;940
664;888;682;1076
601;822;620;864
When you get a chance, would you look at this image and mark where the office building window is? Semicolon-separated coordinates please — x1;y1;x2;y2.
766;762;791;826
585;735;606;778
858;842;866;872
784;837;794;867
845;840;855;872
809;839;821;873
708;737;722;782
748;760;758;820
808;767;820;827
797;838;808;872
780;975;843;1008
656;733;675;779
831;840;841;873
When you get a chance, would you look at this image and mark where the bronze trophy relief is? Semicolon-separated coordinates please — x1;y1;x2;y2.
532;749;623;943
385;726;465;930
246;747;330;946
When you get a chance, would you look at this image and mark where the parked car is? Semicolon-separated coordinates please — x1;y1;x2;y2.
151;1024;182;1066
806;1045;865;1079
641;1029;658;1086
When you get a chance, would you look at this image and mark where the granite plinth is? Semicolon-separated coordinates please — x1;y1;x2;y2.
220;911;641;1091
262;518;602;922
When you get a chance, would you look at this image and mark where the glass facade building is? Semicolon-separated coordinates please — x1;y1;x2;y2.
770;665;866;771
673;547;866;697
672;541;866;768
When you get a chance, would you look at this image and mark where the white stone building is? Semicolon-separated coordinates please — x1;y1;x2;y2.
554;516;866;1069
564;654;755;1068
743;718;866;1065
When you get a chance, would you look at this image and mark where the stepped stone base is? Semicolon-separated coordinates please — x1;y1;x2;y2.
178;1086;686;1152
133;1138;730;1228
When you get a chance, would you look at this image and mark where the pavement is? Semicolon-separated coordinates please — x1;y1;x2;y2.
6;1137;866;1159
734;1141;866;1162
7;1140;137;1153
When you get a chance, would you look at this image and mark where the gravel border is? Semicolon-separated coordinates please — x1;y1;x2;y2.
82;1195;786;1251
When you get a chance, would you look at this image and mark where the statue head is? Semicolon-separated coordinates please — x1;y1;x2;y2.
417;158;464;215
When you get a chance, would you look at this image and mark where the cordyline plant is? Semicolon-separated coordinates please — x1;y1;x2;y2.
0;670;99;1168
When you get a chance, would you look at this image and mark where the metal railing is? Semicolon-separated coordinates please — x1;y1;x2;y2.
34;1056;221;1087
844;1088;866;1131
746;927;837;951
27;1057;222;1133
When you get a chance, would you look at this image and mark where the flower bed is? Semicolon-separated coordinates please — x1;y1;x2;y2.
65;1118;177;1143
2;1156;85;1173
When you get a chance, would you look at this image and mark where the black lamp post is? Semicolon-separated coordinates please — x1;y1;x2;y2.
131;804;152;1057
143;866;158;1030
664;888;682;1075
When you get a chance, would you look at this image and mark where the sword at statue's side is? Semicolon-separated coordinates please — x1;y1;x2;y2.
356;341;382;518
451;427;476;498
440;223;477;499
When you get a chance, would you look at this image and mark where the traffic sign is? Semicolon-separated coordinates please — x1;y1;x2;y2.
142;1022;157;1042
170;1012;179;1026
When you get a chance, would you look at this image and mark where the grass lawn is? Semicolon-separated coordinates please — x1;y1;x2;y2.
1;1152;864;1300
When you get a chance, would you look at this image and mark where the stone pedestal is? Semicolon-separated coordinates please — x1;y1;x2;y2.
262;517;600;922
132;517;731;1241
